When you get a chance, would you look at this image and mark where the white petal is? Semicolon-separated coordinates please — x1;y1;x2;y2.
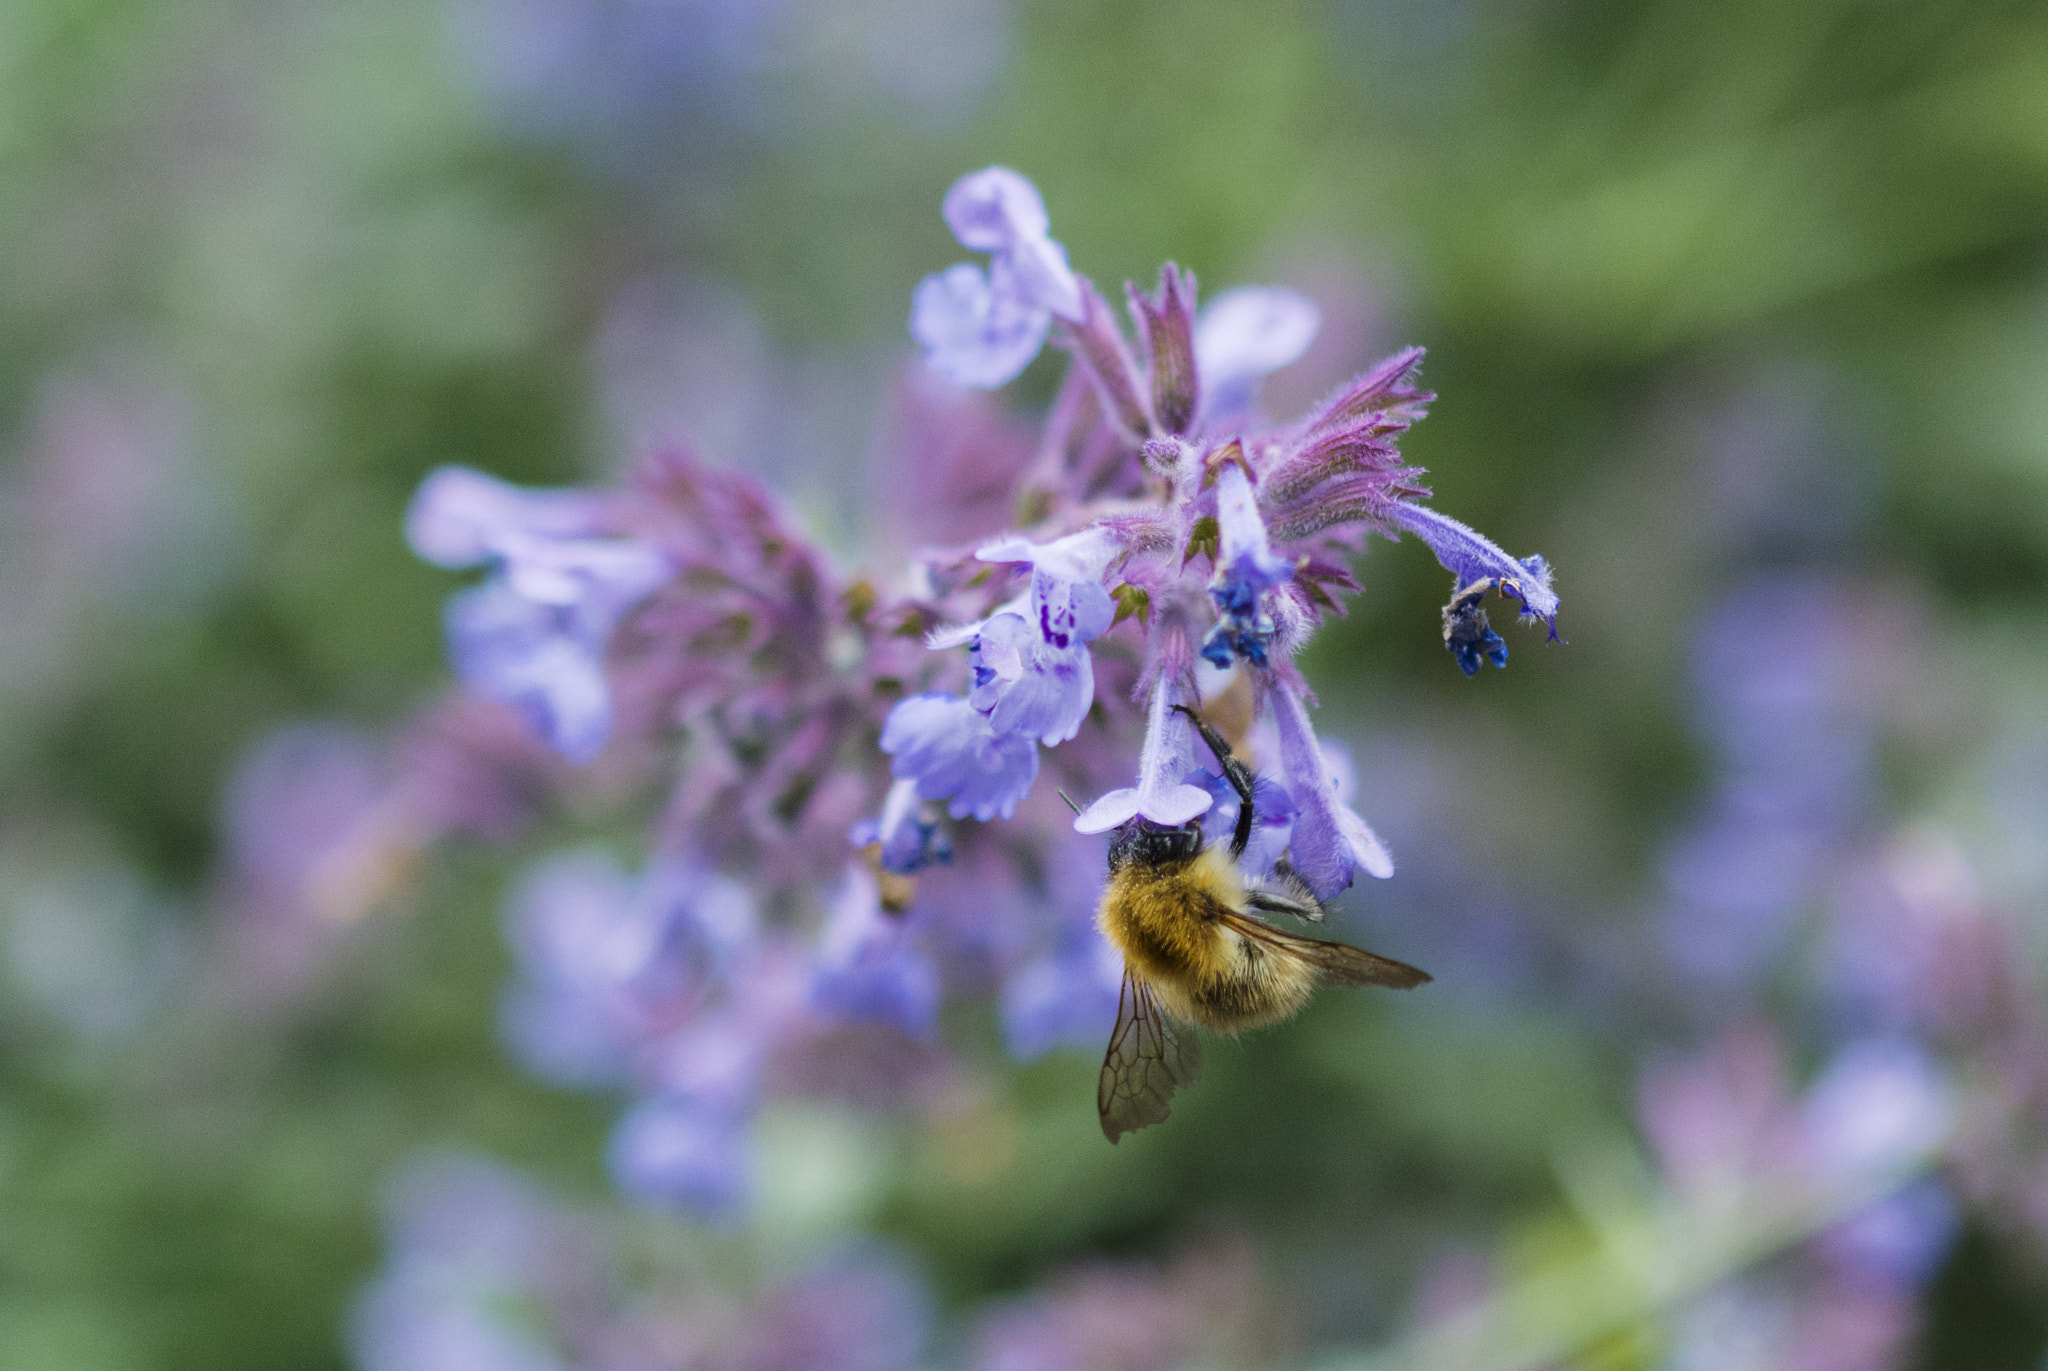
1073;788;1142;834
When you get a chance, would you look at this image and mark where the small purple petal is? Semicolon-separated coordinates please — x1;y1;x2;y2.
967;611;1092;743
1271;684;1392;898
943;166;1052;250
1003;232;1084;323
407;465;668;609
976;524;1120;581
911;261;1054;390
941;167;1081;320
493;533;669;611
607;1095;751;1216
951;529;1117;745
881;694;1040;821
404;465;602;569
1195;286;1319;420
915;168;1081;388
445;580;613;763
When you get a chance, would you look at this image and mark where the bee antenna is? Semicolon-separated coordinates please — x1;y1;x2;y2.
1056;788;1083;815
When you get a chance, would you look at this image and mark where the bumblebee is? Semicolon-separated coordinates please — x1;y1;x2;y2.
1092;706;1430;1142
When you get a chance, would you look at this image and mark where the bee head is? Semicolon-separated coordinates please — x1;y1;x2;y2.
1106;818;1205;873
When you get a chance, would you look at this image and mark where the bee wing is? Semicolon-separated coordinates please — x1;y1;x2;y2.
1219;911;1432;990
1098;968;1203;1143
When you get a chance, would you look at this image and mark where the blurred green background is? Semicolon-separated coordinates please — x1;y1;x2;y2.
3;0;2048;1366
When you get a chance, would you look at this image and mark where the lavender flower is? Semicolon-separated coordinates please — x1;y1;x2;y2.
949;527;1119;744
1072;675;1212;834
880;693;1040;821
1270;683;1394;897
809;868;942;1040
912;167;1082;388
1201;463;1294;669
408;465;670;762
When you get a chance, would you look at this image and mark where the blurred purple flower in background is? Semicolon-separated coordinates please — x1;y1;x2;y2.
498;850;754;1088
355;1151;939;1369
451;0;1014;158
409;467;671;763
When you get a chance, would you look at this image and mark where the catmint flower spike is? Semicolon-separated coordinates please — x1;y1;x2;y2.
1131;264;1200;436
1073;675;1213;834
1271;683;1393;898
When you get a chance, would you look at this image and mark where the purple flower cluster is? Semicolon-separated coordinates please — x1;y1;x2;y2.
1640;1029;1958;1370
353;1150;1266;1371
398;166;1560;1214
211;698;549;1008
886;166;1557;899
408;468;672;765
353;1152;933;1371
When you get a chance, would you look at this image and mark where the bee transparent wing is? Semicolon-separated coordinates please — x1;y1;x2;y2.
1098;968;1202;1143
1220;911;1432;990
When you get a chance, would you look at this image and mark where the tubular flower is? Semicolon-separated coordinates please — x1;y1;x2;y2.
1072;675;1213;834
1385;501;1559;675
911;166;1083;388
954;528;1118;745
1270;683;1395;899
1201;462;1294;669
408;465;670;762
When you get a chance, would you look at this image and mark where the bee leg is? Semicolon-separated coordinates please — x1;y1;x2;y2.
1172;704;1257;860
